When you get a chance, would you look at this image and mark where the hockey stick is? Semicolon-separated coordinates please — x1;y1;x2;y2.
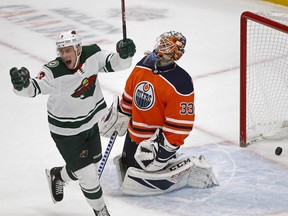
97;131;118;178
97;0;126;177
121;0;127;40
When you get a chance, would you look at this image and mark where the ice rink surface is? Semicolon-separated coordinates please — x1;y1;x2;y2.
0;0;288;215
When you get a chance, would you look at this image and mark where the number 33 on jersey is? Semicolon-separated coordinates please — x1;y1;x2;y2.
120;57;195;146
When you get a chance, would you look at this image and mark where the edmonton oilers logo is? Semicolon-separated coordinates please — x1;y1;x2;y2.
134;81;155;110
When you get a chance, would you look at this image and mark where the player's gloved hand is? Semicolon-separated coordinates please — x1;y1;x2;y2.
10;67;30;91
116;38;136;59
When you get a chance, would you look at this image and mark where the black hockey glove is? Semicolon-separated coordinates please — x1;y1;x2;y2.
116;38;136;59
10;67;30;91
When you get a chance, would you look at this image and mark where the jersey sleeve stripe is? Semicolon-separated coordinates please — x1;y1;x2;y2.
122;103;132;110
31;79;41;96
103;54;114;72
123;90;132;100
122;95;132;105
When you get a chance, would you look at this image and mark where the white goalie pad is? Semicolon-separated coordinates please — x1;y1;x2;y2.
98;95;130;138
134;128;179;172
114;154;219;196
187;155;219;189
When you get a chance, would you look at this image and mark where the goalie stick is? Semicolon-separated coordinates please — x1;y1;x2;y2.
97;131;118;178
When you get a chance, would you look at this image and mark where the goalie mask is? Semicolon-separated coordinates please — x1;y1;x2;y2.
56;30;82;69
154;31;186;61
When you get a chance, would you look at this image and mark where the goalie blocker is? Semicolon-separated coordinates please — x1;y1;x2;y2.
113;154;219;196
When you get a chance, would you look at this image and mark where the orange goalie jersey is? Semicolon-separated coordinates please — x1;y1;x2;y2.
120;56;195;146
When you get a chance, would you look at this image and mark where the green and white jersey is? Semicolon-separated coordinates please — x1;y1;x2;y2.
15;44;132;136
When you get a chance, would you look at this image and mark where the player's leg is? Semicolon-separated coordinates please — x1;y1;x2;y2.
75;124;109;214
49;124;109;215
46;132;82;203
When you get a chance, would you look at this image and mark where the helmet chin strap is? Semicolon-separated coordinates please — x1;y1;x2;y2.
72;55;81;69
72;45;82;69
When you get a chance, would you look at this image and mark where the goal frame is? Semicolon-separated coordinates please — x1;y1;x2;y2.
240;11;288;147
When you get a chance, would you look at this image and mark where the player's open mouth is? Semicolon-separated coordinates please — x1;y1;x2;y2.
65;60;72;65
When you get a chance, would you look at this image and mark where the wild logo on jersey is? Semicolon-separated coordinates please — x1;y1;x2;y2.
72;75;97;99
134;81;155;110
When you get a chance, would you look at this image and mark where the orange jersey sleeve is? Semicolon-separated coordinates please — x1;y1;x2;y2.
120;57;194;145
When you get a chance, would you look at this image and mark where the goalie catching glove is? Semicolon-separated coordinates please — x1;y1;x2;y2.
134;128;179;172
98;95;130;138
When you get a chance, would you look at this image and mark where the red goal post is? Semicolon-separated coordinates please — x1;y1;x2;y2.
240;11;288;147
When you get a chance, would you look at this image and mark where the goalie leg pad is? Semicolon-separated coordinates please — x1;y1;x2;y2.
188;155;219;189
117;155;219;196
120;156;194;196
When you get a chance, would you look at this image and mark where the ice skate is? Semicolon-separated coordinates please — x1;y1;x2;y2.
45;167;65;203
93;205;110;216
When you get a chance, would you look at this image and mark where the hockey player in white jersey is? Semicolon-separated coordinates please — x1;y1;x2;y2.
9;30;136;215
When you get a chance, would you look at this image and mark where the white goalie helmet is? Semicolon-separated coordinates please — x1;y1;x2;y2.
56;30;82;54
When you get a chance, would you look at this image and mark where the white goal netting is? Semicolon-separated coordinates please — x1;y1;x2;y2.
245;11;288;143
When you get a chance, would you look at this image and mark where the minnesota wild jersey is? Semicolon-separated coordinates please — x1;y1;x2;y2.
14;44;132;136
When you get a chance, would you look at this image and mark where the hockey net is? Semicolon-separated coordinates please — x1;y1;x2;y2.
240;11;288;147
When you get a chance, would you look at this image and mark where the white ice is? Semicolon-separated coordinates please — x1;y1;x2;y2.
0;0;288;215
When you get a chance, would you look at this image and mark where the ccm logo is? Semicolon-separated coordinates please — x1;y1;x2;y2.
169;158;191;171
169;158;192;179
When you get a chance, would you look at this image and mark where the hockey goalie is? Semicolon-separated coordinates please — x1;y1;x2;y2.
99;31;219;196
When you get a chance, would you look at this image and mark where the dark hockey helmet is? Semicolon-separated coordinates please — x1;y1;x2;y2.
154;31;186;61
